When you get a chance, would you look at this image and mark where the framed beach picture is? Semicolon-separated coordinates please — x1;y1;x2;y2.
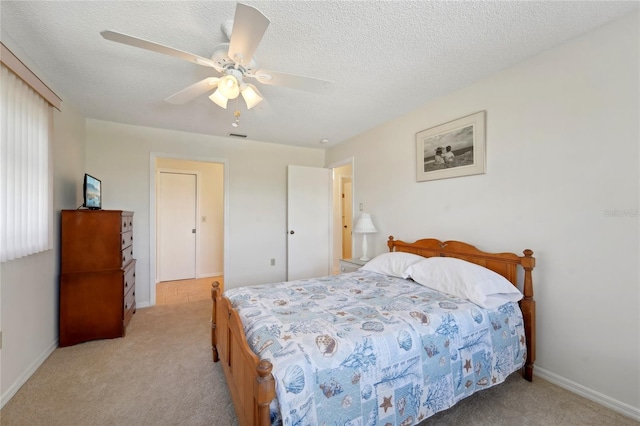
416;111;486;182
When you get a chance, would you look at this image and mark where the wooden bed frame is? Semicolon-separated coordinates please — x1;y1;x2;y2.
211;237;535;426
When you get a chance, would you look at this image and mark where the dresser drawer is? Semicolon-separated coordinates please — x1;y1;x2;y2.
121;214;133;233
124;283;135;314
123;301;135;330
123;261;135;319
122;245;134;267
121;230;133;250
123;281;136;330
123;260;135;295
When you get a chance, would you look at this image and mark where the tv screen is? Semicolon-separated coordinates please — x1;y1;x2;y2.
83;173;102;210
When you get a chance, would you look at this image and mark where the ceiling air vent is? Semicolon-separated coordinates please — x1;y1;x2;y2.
229;133;247;138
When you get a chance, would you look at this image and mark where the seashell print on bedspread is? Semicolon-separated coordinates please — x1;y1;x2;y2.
225;271;526;426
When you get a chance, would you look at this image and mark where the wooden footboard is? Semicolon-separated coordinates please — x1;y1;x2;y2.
211;282;275;426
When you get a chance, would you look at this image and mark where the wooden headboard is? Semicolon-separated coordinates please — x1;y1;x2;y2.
387;236;534;286
387;236;536;381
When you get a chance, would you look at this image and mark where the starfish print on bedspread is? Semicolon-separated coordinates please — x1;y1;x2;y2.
380;395;393;413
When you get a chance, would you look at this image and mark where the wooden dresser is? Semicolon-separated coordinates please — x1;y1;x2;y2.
59;210;136;347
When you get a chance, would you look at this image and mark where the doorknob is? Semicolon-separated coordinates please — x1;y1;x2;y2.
192;229;196;234
289;230;295;235
343;225;347;229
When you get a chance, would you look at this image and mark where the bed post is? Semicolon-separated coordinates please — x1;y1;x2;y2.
387;235;395;252
257;360;276;426
520;250;535;381
211;281;220;363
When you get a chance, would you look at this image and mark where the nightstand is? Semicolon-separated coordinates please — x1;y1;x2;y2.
339;258;368;273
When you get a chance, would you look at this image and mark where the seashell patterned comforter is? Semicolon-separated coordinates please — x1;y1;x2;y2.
225;270;526;426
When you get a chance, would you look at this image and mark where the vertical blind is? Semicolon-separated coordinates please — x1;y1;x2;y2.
0;64;53;262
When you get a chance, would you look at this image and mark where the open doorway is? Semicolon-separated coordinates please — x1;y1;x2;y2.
149;155;228;306
330;160;354;274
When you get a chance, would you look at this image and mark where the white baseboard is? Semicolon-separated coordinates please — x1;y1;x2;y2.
197;272;223;278
136;301;152;309
1;338;58;409
535;366;640;422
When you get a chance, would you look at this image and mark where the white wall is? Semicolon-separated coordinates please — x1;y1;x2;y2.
1;103;87;406
327;11;639;419
85;120;325;305
155;158;224;278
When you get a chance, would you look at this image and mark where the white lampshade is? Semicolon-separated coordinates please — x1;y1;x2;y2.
218;74;240;99
353;213;377;261
241;84;263;109
353;213;377;234
209;89;228;109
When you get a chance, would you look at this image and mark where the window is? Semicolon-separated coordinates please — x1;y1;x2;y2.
1;43;60;262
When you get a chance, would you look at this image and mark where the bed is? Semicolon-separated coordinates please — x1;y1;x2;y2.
211;236;535;426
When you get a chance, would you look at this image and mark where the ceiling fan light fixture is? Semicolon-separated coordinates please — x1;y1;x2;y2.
209;89;228;109
102;4;334;118
241;84;263;109
218;74;240;99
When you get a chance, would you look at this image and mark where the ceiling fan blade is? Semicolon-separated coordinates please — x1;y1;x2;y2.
101;30;221;71
227;3;270;66
164;77;220;104
252;70;335;94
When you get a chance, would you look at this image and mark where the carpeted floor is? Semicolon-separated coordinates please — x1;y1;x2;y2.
1;299;237;426
1;298;636;426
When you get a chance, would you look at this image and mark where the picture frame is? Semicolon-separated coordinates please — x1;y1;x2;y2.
416;111;486;182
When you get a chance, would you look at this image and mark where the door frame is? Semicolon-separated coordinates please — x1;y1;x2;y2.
156;168;200;282
149;152;229;306
327;156;355;273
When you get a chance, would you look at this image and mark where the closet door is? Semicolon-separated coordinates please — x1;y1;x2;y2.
287;165;331;281
158;171;197;281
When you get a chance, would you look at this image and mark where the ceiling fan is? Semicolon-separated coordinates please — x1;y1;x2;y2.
101;2;334;111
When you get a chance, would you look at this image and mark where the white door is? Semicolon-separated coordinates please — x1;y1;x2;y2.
287;165;331;280
158;171;197;281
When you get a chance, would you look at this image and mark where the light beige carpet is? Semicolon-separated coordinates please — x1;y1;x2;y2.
1;299;237;426
1;298;637;426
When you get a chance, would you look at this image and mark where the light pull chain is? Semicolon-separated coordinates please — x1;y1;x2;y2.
232;97;240;127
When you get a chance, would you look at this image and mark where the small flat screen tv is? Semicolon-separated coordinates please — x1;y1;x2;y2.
83;173;102;210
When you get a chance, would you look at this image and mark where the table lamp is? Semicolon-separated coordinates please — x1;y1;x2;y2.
353;212;377;261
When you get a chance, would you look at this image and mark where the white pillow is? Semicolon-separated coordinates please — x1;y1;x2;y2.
404;257;523;309
360;252;425;278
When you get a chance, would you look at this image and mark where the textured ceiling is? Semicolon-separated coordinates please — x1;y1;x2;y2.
1;1;637;148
